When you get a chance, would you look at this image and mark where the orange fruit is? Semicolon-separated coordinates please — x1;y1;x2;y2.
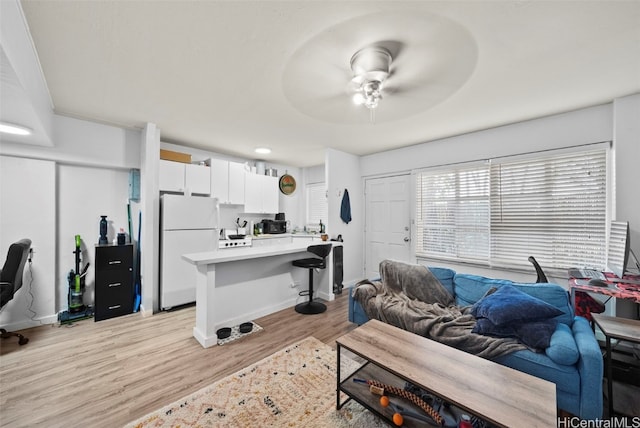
392;412;403;426
379;396;389;407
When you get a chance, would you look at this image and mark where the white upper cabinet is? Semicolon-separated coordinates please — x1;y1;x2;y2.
185;164;211;195
159;160;211;195
244;174;279;213
159;159;185;192
228;161;246;204
209;158;245;204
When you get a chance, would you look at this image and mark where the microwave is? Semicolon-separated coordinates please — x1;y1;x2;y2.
261;219;286;234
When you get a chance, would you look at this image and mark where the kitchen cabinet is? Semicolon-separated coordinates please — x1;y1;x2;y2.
159;159;211;195
209;158;245;204
95;244;133;321
244;173;279;213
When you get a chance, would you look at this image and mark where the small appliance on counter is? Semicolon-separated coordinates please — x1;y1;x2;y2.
261;219;287;234
219;228;252;248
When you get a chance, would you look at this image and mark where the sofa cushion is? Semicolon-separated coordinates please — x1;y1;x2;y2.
426;266;456;297
473;318;558;350
545;323;580;365
454;273;574;325
471;284;564;326
454;274;516;306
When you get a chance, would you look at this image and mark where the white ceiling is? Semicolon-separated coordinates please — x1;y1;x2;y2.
11;0;640;167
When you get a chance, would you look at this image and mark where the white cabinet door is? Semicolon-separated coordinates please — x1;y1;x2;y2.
228;162;246;204
210;158;229;202
262;175;279;213
210;159;246;204
244;173;262;213
244;174;279;213
185;164;211;195
159;159;185;192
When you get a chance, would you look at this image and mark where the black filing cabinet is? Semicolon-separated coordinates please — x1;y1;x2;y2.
95;244;133;321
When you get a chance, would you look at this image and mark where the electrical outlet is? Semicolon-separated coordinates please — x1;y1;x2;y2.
290;281;300;288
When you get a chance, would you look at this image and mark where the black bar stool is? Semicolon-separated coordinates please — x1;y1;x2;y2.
293;244;332;314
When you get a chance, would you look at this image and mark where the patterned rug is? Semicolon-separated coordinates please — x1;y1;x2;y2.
124;336;387;428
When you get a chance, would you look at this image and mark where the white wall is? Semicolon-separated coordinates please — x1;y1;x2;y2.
0;114;140;329
613;93;640;318
361;104;613;176
326;149;364;286
0;156;56;329
57;164;131;310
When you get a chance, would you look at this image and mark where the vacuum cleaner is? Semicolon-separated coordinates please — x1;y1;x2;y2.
58;235;94;324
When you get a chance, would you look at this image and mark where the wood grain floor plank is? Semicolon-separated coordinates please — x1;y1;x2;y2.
0;294;355;427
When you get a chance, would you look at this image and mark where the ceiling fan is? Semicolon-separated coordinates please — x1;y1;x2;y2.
281;11;478;124
348;46;393;110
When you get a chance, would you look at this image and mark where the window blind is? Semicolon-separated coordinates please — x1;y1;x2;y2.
306;182;328;227
415;164;490;262
489;150;607;270
415;148;607;270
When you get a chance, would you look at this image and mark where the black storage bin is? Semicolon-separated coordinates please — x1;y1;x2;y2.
333;245;344;294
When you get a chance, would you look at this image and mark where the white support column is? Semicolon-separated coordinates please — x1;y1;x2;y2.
193;263;218;348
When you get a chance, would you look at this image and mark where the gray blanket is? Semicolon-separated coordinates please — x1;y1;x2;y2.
353;260;526;359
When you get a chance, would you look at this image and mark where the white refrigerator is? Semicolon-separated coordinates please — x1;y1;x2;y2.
160;194;218;310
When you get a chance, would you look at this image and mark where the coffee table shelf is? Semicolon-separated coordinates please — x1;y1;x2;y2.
340;360;444;427
336;319;556;428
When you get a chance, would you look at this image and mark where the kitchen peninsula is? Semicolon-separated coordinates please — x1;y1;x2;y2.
183;240;343;348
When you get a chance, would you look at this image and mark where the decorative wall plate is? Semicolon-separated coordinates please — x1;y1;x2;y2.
279;174;296;195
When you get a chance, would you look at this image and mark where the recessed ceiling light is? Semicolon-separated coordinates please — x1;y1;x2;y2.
0;122;32;136
255;147;271;154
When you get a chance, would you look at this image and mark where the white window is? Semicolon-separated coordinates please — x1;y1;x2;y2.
306;182;327;229
415;147;608;271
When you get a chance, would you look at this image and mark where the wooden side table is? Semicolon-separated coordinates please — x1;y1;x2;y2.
591;314;640;416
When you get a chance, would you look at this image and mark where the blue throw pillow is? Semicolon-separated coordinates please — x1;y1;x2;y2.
471;284;563;326
473;318;558;350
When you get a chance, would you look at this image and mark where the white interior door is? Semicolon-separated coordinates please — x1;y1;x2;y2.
365;174;412;279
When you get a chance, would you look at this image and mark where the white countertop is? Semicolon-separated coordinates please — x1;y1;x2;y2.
183;241;342;266
250;233;323;240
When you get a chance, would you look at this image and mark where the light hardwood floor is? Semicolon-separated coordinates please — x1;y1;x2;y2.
0;294;356;428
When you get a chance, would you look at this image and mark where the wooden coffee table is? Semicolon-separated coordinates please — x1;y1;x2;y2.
336;319;556;427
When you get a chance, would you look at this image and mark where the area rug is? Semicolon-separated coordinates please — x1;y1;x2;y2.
124;336;387;428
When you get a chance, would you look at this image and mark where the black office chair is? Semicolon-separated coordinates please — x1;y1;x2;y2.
293;244;332;315
528;255;604;322
528;256;549;283
0;239;32;345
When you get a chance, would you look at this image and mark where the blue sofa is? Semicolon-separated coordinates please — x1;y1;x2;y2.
348;266;603;420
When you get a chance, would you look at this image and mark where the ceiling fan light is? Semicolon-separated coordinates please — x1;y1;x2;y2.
0;121;32;136
349;47;392;112
364;97;379;109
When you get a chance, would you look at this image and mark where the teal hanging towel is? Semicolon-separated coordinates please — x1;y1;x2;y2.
340;189;351;224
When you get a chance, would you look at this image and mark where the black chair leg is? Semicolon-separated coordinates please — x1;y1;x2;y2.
295;268;327;315
0;328;29;345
